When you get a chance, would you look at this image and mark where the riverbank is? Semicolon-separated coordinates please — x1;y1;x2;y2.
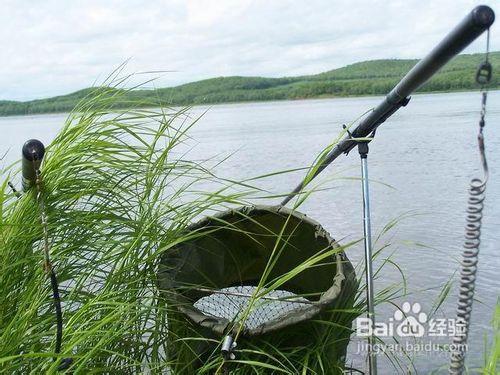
1;51;498;117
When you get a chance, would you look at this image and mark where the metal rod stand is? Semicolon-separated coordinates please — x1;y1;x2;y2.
358;141;377;375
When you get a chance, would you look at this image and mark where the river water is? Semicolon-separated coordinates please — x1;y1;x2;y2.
1;91;499;374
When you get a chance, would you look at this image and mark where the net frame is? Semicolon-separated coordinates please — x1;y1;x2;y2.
158;205;352;337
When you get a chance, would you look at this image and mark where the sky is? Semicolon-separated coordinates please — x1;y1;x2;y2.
1;0;498;101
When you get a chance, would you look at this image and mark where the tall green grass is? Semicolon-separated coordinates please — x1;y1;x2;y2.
482;302;499;374
0;83;373;373
0;83;258;373
0;78;477;374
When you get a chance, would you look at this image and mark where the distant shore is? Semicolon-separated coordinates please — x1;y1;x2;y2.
1;88;498;119
1;51;498;117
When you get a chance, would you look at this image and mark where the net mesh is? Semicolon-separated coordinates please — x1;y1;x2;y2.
193;285;310;330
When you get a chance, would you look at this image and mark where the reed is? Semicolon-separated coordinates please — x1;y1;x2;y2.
0;80;257;372
0;77;476;374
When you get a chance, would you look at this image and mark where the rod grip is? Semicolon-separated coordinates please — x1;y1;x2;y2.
389;5;494;102
21;139;45;192
280;6;495;207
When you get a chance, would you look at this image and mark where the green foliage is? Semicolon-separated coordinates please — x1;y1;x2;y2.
0;79;495;373
1;52;498;116
482;302;499;374
0;87;253;372
0;84;399;374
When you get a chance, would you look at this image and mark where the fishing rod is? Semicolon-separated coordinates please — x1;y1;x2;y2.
279;5;494;375
280;5;495;207
21;139;45;191
20;140;72;371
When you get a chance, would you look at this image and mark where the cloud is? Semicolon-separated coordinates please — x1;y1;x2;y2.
1;0;497;101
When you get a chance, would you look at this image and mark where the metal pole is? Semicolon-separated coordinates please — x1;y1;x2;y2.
359;142;377;375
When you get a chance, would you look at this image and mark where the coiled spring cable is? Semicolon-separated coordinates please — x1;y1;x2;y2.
449;30;491;375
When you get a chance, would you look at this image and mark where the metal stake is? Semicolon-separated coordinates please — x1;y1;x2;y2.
358;141;377;375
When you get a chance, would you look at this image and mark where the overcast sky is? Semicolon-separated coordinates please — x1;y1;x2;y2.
1;0;498;101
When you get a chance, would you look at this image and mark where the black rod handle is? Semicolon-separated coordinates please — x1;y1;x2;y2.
390;5;494;103
281;5;494;206
354;5;495;138
21;139;45;192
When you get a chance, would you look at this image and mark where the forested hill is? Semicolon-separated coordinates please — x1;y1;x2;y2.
1;51;498;116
